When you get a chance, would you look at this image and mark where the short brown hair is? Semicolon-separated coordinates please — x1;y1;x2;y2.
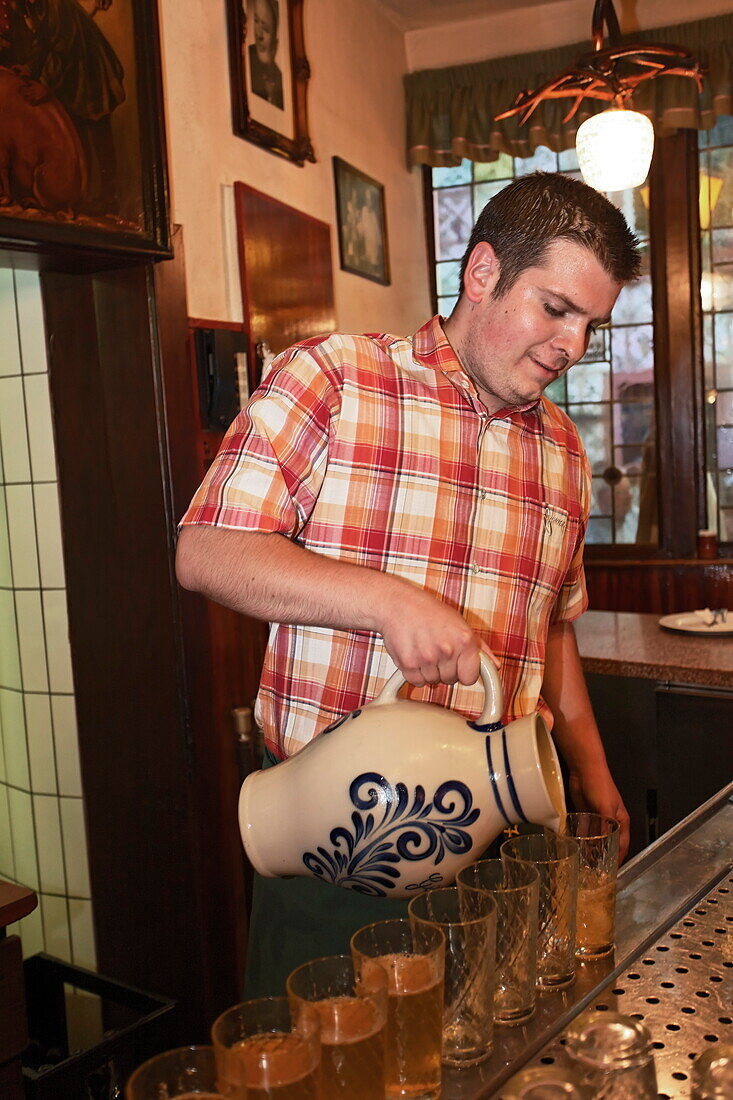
459;171;641;297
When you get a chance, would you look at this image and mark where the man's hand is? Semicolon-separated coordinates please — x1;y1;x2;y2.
378;586;498;687
568;765;630;863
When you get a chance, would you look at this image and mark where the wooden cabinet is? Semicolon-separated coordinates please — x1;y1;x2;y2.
585;674;733;857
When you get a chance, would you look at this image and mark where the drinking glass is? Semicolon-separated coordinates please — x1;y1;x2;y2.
501;832;579;989
691;1043;733;1098
501;1063;591;1098
350;917;445;1100
211;996;320;1098
562;813;620;958
457;858;539;1024
564;1010;658;1098
408;886;496;1066
286;954;388;1100
125;1045;221;1098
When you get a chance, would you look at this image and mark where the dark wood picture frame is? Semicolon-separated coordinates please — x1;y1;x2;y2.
333;156;390;286
226;0;315;167
0;0;170;267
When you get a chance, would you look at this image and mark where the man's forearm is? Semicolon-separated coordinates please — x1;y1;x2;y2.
175;525;487;687
176;525;397;631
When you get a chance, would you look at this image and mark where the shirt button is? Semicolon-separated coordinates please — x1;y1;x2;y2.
479;489;488;500
471;562;480;575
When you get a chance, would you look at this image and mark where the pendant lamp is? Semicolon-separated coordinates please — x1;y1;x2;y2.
496;0;706;192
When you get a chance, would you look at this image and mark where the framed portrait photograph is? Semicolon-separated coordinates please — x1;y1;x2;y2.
0;0;170;264
226;0;315;166
333;157;390;286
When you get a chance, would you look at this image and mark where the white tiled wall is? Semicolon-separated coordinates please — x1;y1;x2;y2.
0;268;96;970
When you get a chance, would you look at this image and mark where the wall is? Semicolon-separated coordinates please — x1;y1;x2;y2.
0;270;95;969
157;0;431;337
405;0;733;70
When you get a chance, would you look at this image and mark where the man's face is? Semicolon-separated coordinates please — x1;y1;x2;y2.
458;239;622;415
253;0;276;64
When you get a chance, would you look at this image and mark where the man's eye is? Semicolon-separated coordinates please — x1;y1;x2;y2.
544;304;564;319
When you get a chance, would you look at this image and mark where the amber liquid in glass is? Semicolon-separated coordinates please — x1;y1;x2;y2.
222;1033;318;1098
576;878;616;956
313;995;386;1100
374;954;443;1099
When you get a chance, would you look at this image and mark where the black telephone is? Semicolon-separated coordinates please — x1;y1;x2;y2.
194;326;248;431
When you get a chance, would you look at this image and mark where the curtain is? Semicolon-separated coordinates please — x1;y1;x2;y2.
405;12;733;167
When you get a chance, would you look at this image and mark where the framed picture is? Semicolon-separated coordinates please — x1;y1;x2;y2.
333;157;390;286
0;0;170;265
226;0;315;167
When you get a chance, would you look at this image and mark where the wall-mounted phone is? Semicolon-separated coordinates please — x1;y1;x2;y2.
193;326;249;431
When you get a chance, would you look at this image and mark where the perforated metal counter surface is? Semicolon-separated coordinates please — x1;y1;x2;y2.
441;784;733;1099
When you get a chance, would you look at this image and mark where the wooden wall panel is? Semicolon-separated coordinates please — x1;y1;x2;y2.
585;559;733;615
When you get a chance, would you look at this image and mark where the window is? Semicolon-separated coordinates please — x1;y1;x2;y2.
429;123;733;557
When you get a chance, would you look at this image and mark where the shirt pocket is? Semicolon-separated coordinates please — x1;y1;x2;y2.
532;503;574;604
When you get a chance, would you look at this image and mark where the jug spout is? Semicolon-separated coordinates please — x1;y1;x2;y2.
485;715;566;834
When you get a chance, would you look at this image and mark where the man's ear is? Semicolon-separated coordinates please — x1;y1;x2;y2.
463;242;500;304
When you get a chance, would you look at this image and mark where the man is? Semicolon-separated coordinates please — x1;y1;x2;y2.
176;171;638;995
247;0;283;109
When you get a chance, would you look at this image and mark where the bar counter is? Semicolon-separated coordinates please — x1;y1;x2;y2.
441;782;733;1099
575;609;733;688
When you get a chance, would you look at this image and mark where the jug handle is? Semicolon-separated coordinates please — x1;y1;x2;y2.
372;651;504;726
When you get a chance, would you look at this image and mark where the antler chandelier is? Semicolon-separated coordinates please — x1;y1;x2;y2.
496;0;707;191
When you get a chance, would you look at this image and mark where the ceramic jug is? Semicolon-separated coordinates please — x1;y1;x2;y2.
238;654;566;898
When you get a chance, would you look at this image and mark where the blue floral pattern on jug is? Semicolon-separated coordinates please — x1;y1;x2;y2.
302;772;480;896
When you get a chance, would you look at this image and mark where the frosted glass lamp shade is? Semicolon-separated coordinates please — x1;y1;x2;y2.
576;109;655;192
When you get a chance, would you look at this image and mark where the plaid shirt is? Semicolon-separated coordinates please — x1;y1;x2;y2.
181;316;590;759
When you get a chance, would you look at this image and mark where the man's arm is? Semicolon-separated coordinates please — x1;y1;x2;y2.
176;525;493;687
541;619;630;861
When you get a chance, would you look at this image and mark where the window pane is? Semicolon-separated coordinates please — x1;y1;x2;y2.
514;147;557;174
611;326;654;391
434;186;472;261
614;476;641;544
544;376;567;403
713;314;733;387
569;403;612;472
716;390;733;425
612;276;653;325
709;148;733;228
718;426;733;468
474;154;513;182
432;161;472;188
586;517;613;543
712;265;733;312
436;261;461;298
705;115;733;149
566;360;610;403
581;329;608;363
558;147;579;171
438;295;458;318
473;180;505;217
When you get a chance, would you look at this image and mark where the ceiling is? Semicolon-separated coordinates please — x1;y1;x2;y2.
373;0;551;32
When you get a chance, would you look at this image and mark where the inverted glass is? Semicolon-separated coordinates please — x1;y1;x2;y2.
457;858;539;1024
350;917;445;1100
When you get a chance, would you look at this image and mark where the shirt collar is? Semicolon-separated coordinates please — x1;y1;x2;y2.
411;315;544;423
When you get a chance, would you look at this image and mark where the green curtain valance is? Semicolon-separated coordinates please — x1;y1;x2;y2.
405;12;733;167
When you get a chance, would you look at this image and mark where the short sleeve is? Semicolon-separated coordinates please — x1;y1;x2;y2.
550;446;590;624
179;343;342;535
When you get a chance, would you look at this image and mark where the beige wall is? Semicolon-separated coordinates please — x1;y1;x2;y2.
158;0;431;337
405;0;733;70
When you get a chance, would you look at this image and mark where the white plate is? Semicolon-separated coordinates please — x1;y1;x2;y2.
658;612;733;636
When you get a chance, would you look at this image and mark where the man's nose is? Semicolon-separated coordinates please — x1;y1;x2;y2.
552;322;587;366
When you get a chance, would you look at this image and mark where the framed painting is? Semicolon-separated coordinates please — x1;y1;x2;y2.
0;0;170;265
333;156;390;286
226;0;315;167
